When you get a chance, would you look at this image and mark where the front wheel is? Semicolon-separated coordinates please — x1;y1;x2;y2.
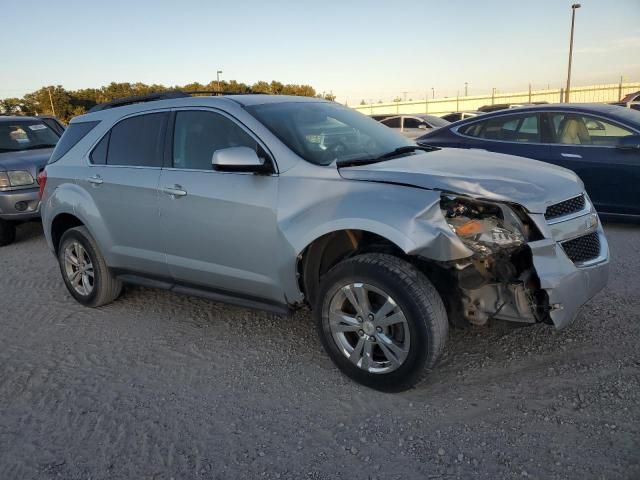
314;253;449;392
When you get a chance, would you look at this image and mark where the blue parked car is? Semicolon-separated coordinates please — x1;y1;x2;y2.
417;104;640;219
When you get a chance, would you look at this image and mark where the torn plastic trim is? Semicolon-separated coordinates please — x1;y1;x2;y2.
528;229;609;329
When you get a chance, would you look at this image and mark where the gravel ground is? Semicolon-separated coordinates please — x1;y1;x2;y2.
0;222;638;480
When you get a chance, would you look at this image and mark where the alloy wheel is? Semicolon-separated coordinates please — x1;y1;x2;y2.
327;282;410;374
63;241;95;296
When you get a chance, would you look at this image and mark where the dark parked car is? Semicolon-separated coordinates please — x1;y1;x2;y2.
36;115;66;136
610;91;640;112
0;116;62;245
417;104;640;219
620;91;640;103
441;111;481;122
477;102;548;113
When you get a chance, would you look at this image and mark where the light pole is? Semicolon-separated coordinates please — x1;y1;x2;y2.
431;87;435;99
216;70;223;93
565;4;581;103
464;82;468;97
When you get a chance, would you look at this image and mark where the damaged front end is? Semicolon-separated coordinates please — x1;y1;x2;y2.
437;196;550;326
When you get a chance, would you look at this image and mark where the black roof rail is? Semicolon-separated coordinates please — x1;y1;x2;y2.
186;90;255;96
87;91;189;113
87;90;260;113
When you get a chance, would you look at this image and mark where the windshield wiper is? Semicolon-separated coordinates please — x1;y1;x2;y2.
336;145;439;168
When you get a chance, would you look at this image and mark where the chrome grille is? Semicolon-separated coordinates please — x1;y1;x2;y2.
561;232;601;264
545;195;586;221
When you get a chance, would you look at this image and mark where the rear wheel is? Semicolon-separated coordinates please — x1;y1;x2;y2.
58;226;122;307
0;219;17;247
315;253;448;391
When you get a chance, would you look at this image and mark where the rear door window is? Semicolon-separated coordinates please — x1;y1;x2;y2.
90;132;110;165
459;114;540;142
106;113;166;167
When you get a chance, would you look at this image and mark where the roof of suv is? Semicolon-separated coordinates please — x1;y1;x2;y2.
226;94;327;106
72;94;329;124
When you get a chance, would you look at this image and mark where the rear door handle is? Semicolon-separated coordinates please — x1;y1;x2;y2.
561;153;582;159
87;175;103;185
163;185;187;197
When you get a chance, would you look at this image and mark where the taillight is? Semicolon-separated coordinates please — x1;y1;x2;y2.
37;170;47;200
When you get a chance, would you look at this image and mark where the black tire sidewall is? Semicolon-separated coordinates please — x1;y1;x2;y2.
57;228;104;307
315;257;433;391
0;219;17;247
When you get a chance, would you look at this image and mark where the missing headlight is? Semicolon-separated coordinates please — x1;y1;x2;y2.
440;196;525;256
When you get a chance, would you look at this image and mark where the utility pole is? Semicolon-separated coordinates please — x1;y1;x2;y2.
431;87;435;99
618;75;623;101
464;82;468;96
47;88;56;117
491;87;496;105
564;4;581;103
216;70;223;93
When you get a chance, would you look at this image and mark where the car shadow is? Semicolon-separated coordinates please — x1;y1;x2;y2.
15;220;44;243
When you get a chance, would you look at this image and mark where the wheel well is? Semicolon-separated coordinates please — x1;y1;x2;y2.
51;213;84;253
298;230;406;307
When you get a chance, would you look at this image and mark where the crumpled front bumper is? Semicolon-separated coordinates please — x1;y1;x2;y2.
0;187;41;221
529;224;609;329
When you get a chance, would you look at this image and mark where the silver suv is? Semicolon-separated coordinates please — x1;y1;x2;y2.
40;92;609;391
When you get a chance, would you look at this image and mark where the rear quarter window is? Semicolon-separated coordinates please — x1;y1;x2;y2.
105;113;166;167
48;121;100;164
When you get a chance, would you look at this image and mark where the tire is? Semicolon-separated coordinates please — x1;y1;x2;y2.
0;219;17;247
57;226;122;307
314;253;449;392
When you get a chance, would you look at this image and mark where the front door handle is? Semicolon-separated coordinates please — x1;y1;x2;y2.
87;175;103;185
561;152;582;159
163;185;187;197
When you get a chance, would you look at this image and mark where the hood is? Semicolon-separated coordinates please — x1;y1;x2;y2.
338;148;583;213
0;148;53;176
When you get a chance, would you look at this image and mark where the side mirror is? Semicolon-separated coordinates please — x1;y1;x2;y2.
211;146;269;172
418;124;428;130
616;135;640;151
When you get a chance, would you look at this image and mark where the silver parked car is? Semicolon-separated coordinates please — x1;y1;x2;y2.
0;116;62;245
378;114;450;139
40;92;609;391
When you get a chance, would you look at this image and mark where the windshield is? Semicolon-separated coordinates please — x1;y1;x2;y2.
0;120;60;153
246;101;413;166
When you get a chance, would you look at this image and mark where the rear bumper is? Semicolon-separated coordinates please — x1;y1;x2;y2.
0;188;41;221
529;227;609;329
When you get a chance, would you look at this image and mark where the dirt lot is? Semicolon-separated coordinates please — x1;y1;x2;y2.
0;222;638;480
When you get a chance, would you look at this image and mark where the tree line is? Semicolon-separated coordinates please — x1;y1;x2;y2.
0;80;336;123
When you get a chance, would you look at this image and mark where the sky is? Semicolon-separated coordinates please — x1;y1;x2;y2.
2;0;639;104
